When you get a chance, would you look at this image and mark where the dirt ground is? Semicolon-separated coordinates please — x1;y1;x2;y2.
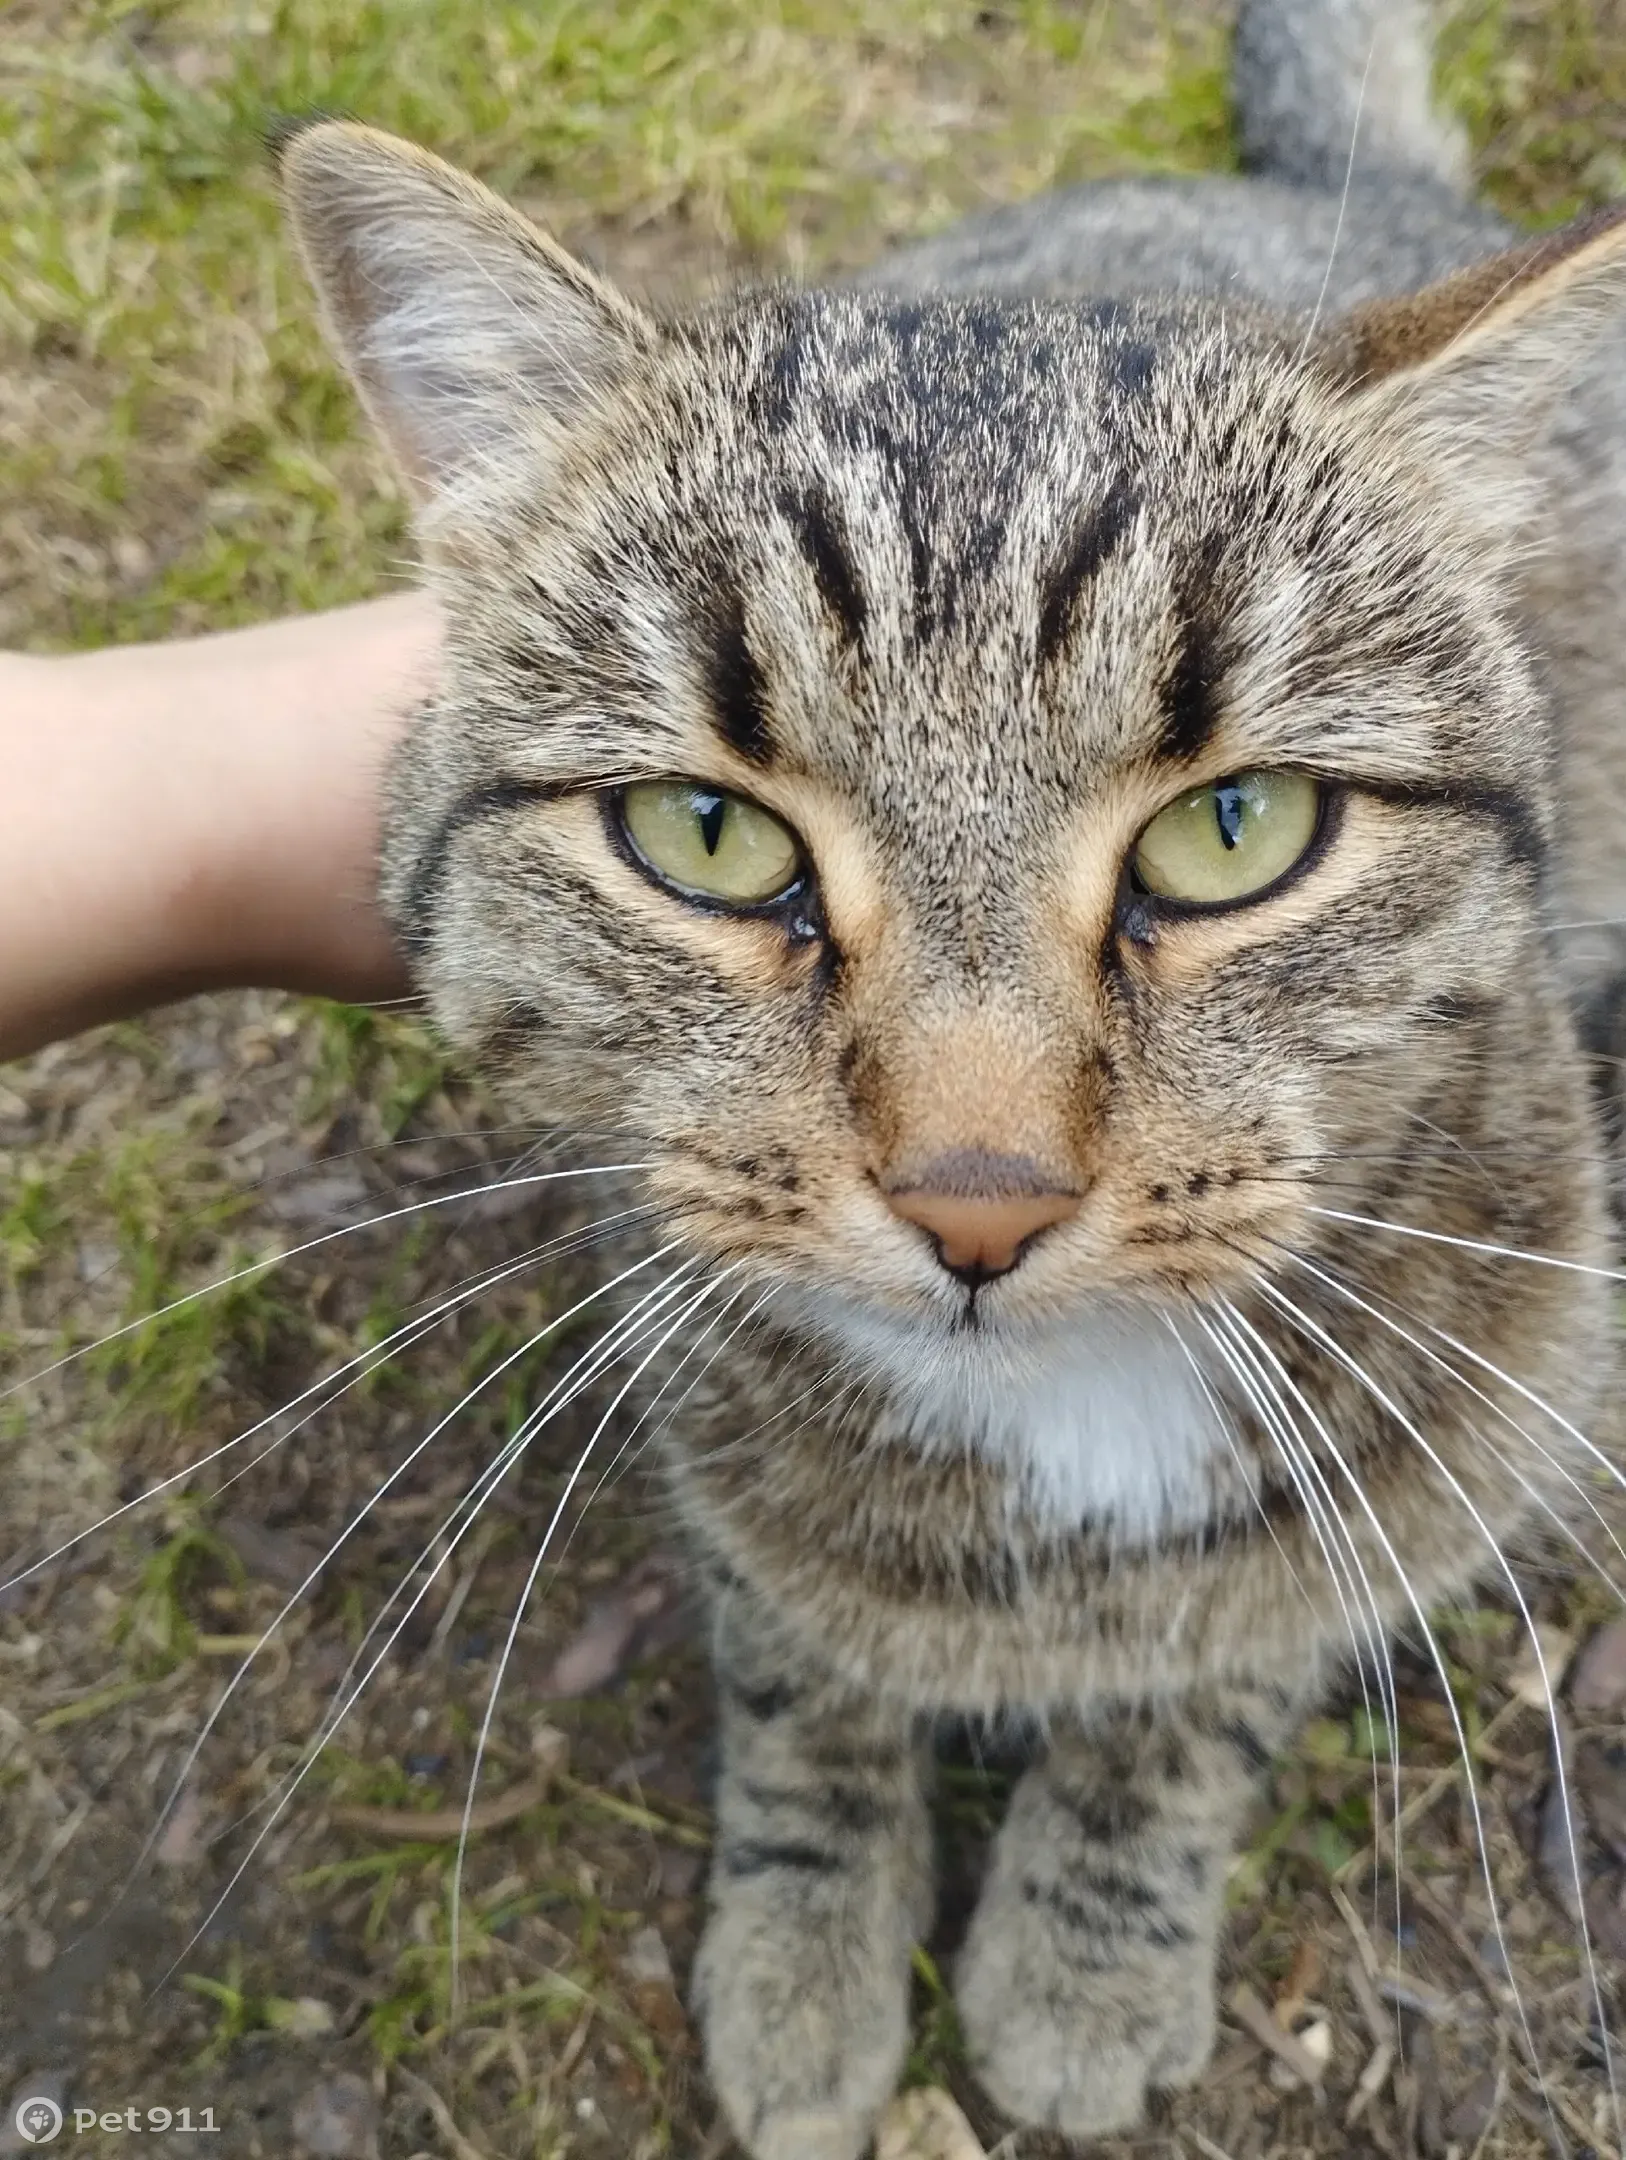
6;4;1626;2157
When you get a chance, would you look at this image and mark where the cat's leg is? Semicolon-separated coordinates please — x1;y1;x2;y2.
693;1581;932;2160
956;1685;1298;2137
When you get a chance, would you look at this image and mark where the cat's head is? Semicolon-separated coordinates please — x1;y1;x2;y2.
281;125;1626;1384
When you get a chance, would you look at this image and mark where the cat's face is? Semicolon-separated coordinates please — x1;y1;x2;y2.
281;125;1624;1393
389;291;1548;1348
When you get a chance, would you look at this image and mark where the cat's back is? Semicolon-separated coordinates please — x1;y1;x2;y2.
861;0;1509;311
858;171;1507;317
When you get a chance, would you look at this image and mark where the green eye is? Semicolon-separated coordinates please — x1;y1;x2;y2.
1132;771;1322;907
619;780;802;907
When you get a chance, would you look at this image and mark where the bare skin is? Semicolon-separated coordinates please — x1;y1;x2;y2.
0;592;439;1061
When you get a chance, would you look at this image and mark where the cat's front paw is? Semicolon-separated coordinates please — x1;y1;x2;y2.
693;1886;914;2160
954;1870;1217;2137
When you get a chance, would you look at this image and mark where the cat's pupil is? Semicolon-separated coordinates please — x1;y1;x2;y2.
1213;783;1246;852
696;792;727;856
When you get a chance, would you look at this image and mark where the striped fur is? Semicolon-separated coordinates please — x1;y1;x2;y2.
279;5;1626;2149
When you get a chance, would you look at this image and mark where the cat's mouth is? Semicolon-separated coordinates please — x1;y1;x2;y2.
777;1267;1167;1374
949;1289;989;1333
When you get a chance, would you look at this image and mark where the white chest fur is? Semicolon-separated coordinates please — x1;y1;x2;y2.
789;1290;1247;1546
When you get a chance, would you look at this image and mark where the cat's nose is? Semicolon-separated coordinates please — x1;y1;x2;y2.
882;1152;1081;1283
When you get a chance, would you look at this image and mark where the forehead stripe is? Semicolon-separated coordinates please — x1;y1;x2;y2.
782;489;867;651
1156;597;1223;763
1035;478;1140;668
707;586;775;766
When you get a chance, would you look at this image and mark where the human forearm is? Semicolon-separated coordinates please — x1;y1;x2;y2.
0;592;438;1062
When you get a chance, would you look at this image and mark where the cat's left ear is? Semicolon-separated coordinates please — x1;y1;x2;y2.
276;118;655;502
1316;203;1626;508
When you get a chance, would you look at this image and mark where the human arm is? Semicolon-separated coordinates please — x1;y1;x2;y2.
0;592;439;1062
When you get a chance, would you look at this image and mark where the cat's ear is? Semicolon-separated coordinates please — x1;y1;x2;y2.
1316;203;1626;509
276;119;653;500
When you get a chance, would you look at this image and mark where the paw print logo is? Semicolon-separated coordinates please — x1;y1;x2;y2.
13;2096;63;2144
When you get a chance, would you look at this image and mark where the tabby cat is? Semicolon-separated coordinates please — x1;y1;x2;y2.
278;0;1626;2150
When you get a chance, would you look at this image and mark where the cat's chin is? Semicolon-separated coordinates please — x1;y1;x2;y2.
773;1280;1254;1546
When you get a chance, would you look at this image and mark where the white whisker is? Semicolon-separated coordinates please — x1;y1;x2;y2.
1195;1302;1403;1955
242;1254;707;1836
1246;1274;1617;2139
145;1246;694;1964
1291;28;1374;365
1223;1292;1534;2007
3;1161;654;1407
1283;1248;1626;1592
2;1204;653;1601
1192;1307;1376;1676
1309;1204;1626;1285
449;1263;738;1998
1204;1302;1402;1851
578;1281;780;1525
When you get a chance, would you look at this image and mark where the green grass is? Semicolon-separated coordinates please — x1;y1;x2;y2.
292;1816;634;2070
0;1161;67;1279
182;1952;340;2064
93;1142;296;1426
0;1110;297;1433
0;0;1240;655
113;1507;245;1674
301;999;451;1133
1438;0;1626;224
903;1945;969;2092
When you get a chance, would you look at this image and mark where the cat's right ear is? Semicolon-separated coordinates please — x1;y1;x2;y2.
275;119;654;502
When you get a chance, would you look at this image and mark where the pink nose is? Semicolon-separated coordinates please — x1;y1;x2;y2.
882;1152;1081;1279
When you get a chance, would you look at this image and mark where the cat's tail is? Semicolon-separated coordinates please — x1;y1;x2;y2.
1232;0;1471;196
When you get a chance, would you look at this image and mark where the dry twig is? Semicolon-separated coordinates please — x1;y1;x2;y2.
1228;1981;1329;2089
330;1775;552;1842
1335;1697;1528;1887
396;2066;499;2160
